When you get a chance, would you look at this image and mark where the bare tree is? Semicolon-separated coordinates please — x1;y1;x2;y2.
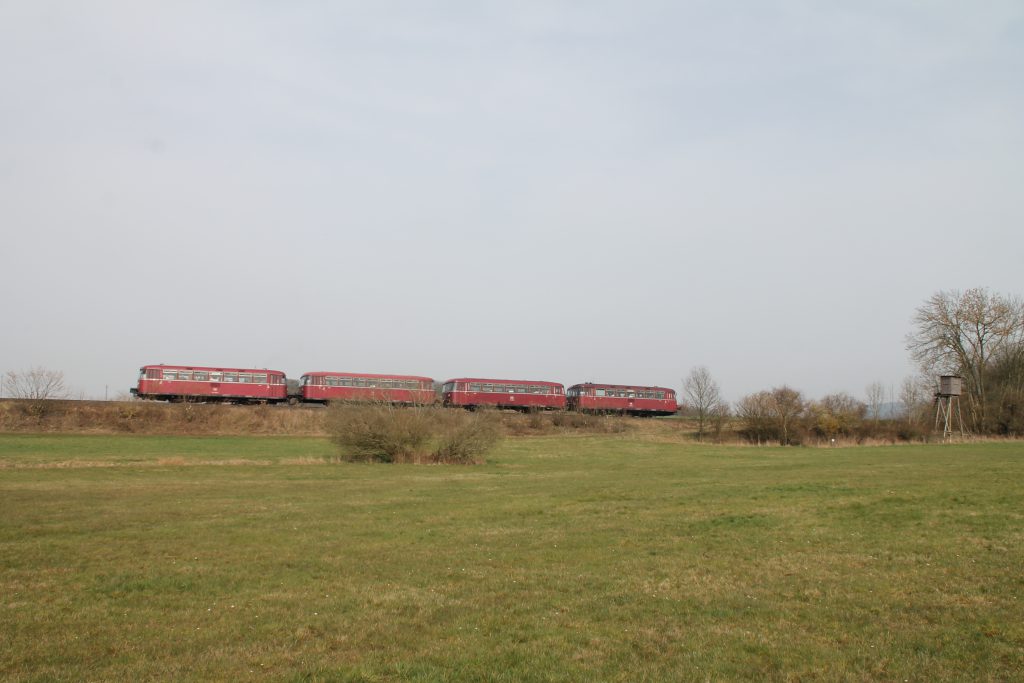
768;386;804;446
683;366;723;441
708;402;731;442
735;391;775;444
2;367;69;401
907;288;1024;430
865;381;886;422
899;375;932;425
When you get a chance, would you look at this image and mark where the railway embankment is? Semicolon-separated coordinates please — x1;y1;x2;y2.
0;399;682;439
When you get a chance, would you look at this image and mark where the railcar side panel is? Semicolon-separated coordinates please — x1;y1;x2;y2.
133;365;288;403
567;383;677;416
441;378;566;410
300;372;435;404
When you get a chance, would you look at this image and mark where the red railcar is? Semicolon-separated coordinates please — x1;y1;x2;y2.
566;383;678;416
132;364;288;403
441;378;566;411
299;372;435;404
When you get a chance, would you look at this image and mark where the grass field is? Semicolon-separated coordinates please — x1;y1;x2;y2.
1;434;1022;681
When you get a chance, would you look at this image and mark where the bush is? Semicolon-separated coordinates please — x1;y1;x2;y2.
326;403;433;462
326;403;502;464
430;409;501;464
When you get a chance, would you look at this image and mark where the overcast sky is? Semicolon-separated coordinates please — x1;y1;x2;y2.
2;1;1022;402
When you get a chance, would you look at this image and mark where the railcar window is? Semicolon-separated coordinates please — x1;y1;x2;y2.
239;373;253;383
211;372;222;381
657;391;665;399
222;373;238;382
179;371;194;381
162;371;176;380
193;372;208;381
469;383;481;391
596;389;605;396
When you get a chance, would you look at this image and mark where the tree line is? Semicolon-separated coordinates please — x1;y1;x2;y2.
685;287;1024;443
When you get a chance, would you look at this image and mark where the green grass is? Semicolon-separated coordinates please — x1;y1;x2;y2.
1;434;1022;681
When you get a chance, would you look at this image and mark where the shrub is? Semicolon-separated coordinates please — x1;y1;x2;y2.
325;403;502;464
326;403;433;462
430;409;501;464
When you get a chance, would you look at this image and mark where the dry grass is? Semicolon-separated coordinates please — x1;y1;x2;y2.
0;399;974;448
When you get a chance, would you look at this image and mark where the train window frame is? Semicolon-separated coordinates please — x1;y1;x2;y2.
194;371;209;381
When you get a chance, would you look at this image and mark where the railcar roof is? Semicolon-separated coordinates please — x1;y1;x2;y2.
444;377;564;387
140;364;285;374
568;382;675;391
301;371;434;382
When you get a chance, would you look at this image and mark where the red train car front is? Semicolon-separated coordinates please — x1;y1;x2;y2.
441;378;566;411
300;372;435;405
132;364;288;403
566;383;678;416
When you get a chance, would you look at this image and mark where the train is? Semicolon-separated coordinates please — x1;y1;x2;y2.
131;364;679;416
